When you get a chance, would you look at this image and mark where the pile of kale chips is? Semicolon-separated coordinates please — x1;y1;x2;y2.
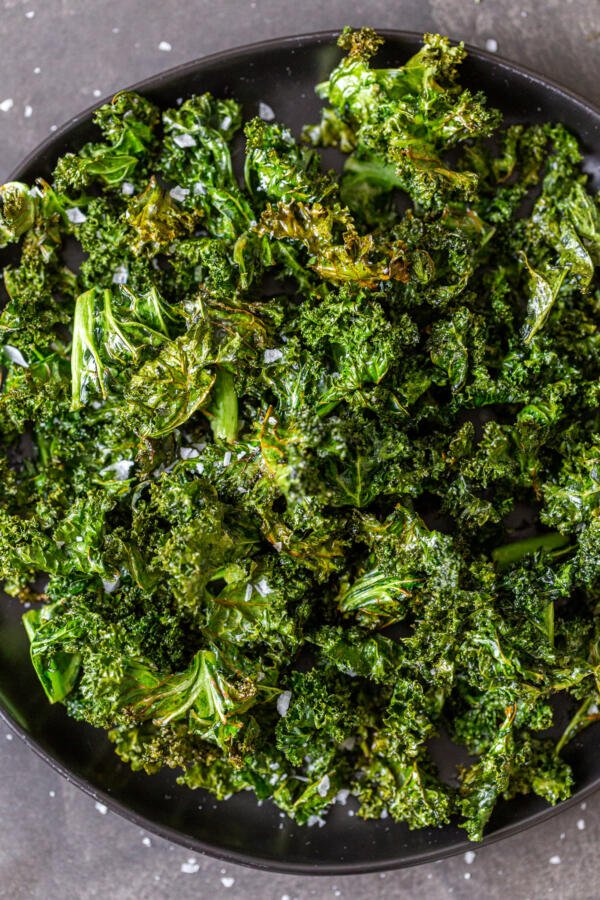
0;29;599;840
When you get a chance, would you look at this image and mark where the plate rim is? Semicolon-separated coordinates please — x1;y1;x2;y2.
6;28;599;185
4;702;600;876
2;28;600;875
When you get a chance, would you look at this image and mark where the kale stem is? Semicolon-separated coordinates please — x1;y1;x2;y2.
492;532;570;570
555;696;599;756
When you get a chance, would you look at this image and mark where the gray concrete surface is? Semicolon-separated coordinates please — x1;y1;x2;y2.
0;0;599;897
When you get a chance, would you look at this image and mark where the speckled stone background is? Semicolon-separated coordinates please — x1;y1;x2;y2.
0;1;599;898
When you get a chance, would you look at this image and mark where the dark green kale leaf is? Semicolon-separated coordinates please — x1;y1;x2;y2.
309;28;500;210
244;118;336;207
53;91;160;190
0;182;36;247
354;734;453;828
1;26;598;843
159;93;255;239
256;199;409;287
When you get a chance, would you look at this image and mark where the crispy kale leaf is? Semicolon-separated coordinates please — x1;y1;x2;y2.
1;28;599;841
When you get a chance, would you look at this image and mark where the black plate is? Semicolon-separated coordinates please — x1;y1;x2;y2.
1;31;599;875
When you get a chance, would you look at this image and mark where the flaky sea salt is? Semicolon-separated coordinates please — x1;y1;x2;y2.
485;38;498;53
3;345;28;367
180;447;200;460
102;577;120;594
24;105;33;118
174;133;197;148
277;690;292;716
254;577;272;597
258;101;275;121
220;877;235;888
464;850;476;864
264;348;283;364
112;265;128;284
66;207;87;224
95;801;108;815
169;185;190;202
549;855;561;865
0;99;14;112
101;459;134;480
317;774;330;797
158;41;172;52
121;181;135;195
181;858;199;874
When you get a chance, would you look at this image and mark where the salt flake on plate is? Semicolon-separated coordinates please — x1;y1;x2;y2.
258;101;275;121
181;859;199;874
